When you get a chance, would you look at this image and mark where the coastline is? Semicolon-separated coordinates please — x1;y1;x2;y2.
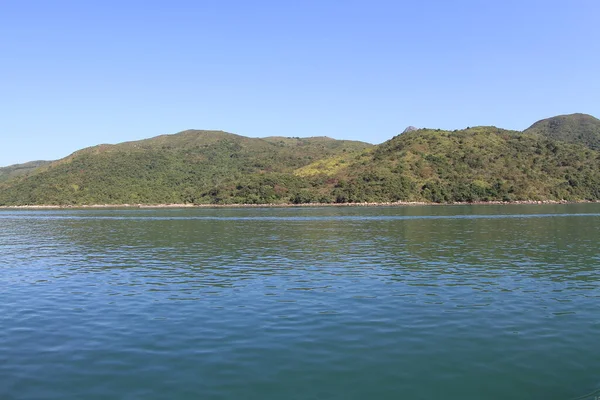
1;199;598;210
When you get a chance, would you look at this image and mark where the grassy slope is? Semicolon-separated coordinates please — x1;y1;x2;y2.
524;113;600;150
0;160;52;183
297;127;600;203
2;123;600;206
0;130;371;205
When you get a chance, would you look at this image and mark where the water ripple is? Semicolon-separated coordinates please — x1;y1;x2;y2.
1;205;599;399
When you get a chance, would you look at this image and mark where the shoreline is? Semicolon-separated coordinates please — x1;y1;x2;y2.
1;199;599;210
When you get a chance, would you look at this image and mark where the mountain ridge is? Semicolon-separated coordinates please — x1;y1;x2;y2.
1;114;599;205
0;160;52;183
524;113;600;150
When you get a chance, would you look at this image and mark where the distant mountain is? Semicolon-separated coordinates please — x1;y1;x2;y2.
2;115;600;206
0;160;52;183
524;113;600;150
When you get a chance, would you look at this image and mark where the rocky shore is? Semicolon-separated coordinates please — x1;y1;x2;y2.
1;199;598;210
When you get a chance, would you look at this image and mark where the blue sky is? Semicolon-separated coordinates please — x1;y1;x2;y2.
1;0;599;166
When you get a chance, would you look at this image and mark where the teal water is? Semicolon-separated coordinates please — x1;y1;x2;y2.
1;204;599;399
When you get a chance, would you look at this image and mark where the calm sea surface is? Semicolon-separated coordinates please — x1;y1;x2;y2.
1;204;599;399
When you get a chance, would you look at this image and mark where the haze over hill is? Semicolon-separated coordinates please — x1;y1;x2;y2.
0;160;52;183
1;113;599;206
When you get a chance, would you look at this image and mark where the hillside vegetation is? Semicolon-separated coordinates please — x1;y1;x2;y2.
315;127;600;203
1;115;600;206
0;160;52;183
524;113;600;150
0;130;370;205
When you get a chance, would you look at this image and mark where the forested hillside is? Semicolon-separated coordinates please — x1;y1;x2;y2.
524;113;600;150
309;127;600;203
0;160;52;183
1;116;600;206
0;130;370;205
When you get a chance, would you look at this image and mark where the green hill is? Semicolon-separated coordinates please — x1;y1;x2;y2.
307;126;600;203
0;130;370;205
524;113;600;150
1;117;600;206
0;160;52;183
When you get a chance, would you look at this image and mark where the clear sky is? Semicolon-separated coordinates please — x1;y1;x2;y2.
1;0;599;166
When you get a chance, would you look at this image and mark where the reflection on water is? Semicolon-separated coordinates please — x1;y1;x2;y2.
1;204;599;399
